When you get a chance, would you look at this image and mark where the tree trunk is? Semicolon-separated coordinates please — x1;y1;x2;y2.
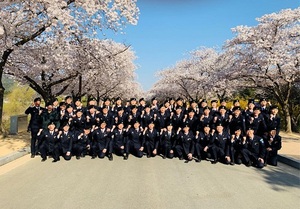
0;83;4;133
283;105;292;133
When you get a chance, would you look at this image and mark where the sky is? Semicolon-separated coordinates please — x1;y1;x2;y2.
103;0;299;92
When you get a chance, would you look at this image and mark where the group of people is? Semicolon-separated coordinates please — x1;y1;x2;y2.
25;96;282;168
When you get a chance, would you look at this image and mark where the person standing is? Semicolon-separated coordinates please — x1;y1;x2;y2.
25;97;44;158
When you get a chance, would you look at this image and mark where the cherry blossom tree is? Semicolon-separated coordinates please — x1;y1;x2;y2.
0;0;139;131
225;8;300;132
68;38;142;101
150;47;235;102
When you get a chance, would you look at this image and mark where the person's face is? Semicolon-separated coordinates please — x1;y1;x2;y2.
134;122;140;129
102;108;108;114
211;102;217;108
248;103;255;109
48;124;55;131
152;100;157;105
271;108;278;115
235;129;241;136
130;100;137;106
63;125;70;132
89;108;96;114
104;100;110;106
116;100;122;106
247;130;254;137
148;123;155;130
234;109;241;116
34;100;41;106
204;126;210;133
145;107;151;113
176;109;182;115
66;98;72;104
53;100;59;106
221;102;227;106
219;109;226;115
76;112;83;117
216;125;223;133
100;123;106;129
132;108;137;114
47;105;53;111
118;123;124;130
118;110;124;115
160;106;166;113
164;102;170;108
60;105;66;110
234;102;240;107
204;109;210;115
183;127;189;133
140;100;146;106
177;100;183;106
75;101;81;106
89;100;97;106
270;130;276;137
84;129;91;135
201;102;207;107
260;101;267;106
167;125;173;132
67;107;73;113
188;111;195;118
191;103;197;108
254;110;260;116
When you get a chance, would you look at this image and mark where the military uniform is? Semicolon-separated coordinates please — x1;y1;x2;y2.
91;127;113;159
240;134;265;168
25;97;44;157
125;126;144;158
263;132;282;166
175;129;195;160
38;128;60;162
143;127;160;158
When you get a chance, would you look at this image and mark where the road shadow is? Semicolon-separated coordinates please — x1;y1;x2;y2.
255;164;300;191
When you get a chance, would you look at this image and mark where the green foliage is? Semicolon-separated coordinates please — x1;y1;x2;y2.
2;75;15;95
2;83;36;133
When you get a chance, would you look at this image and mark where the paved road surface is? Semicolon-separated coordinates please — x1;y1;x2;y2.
0;155;299;209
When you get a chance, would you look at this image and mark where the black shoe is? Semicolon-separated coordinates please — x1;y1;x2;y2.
246;161;252;167
31;154;35;158
76;156;80;160
211;160;218;164
147;154;151;158
41;158;46;162
162;155;166;159
52;159;58;163
109;154;113;161
195;158;201;163
81;153;85;158
179;156;183;160
91;156;96;159
123;154;128;160
230;162;235;165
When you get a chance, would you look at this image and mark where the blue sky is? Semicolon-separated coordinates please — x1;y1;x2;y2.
103;0;299;91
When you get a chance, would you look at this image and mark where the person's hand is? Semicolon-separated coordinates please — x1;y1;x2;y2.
204;146;208;152
120;146;124;150
153;149;157;155
187;153;193;160
66;151;71;156
258;158;264;164
170;150;174;154
102;149;107;153
139;147;144;151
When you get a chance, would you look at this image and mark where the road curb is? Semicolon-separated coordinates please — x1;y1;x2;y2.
0;147;30;166
278;154;300;170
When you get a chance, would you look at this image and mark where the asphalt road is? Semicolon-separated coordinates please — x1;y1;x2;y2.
0;155;299;209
